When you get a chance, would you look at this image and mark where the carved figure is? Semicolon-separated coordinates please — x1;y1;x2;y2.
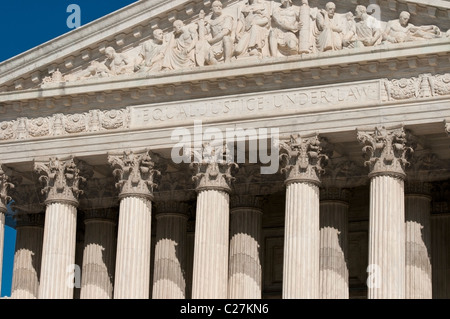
269;0;302;57
134;29;167;72
162;20;198;70
382;11;441;44
342;11;357;48
354;5;382;47
315;2;344;52
104;47;133;76
196;1;234;65
234;0;271;58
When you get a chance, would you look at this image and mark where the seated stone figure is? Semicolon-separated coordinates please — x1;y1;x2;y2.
196;1;234;66
382;11;442;44
342;11;357;48
234;0;271;58
134;29;167;72
354;5;382;47
269;0;302;57
104;46;133;76
162;20;198;70
315;2;344;52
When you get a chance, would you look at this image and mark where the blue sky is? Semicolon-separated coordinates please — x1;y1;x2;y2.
0;0;138;297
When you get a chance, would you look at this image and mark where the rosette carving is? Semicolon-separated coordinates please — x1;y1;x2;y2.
65;113;87;134
27;117;50;137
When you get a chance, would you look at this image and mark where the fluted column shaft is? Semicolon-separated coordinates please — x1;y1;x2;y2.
431;214;450;299
185;221;195;299
228;205;262;299
39;202;78;299
358;125;412;299
405;193;432;299
319;200;349;299
0;210;5;296
192;189;230;298
114;196;152;299
11;223;44;299
368;175;405;299
283;181;320;299
108;150;159;299
152;212;188;299
80;216;117;299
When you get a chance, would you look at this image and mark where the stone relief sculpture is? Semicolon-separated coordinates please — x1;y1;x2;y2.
269;0;302;57
234;0;271;58
196;1;235;65
162;20;198;70
354;5;383;47
134;29;167;72
382;11;442;44
39;0;448;85
315;2;344;52
103;46;133;76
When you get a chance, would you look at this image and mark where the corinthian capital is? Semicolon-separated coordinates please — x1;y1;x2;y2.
190;143;238;193
279;133;329;185
357;125;413;179
0;164;14;213
108;149;160;200
34;156;91;206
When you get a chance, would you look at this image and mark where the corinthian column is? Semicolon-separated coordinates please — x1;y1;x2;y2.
11;213;45;299
152;201;189;299
108;150;160;299
0;165;14;296
191;145;238;299
357;125;413;299
228;195;263;299
80;208;117;299
34;157;91;299
319;188;350;299
405;181;432;299
279;133;328;299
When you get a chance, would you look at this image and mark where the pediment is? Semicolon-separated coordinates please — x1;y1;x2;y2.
0;0;449;94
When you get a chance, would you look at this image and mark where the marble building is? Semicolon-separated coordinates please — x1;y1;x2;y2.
0;0;450;299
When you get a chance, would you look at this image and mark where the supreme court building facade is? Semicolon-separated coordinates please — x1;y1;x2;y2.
0;0;450;299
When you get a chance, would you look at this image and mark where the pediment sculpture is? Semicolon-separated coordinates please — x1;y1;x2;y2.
40;0;449;86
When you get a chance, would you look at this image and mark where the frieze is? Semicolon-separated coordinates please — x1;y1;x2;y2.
1;74;450;142
34;1;449;88
0;108;130;142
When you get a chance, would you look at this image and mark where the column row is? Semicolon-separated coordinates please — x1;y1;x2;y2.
0;124;443;299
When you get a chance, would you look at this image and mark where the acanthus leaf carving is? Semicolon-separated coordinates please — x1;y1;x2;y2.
108;149;160;199
34;156;92;206
357;125;414;179
190;142;238;193
0;164;14;212
79;177;118;210
10;183;45;214
321;157;368;189
278;133;328;185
